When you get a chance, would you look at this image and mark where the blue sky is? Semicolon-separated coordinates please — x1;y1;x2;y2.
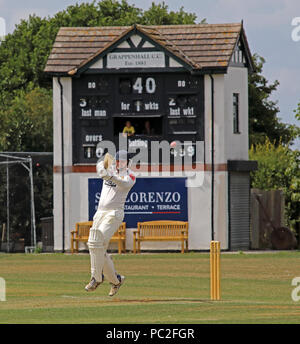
1;0;300;147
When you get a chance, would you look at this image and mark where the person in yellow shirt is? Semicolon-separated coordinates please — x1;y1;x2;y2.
122;121;135;137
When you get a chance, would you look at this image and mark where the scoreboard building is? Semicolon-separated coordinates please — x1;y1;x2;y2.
45;23;257;252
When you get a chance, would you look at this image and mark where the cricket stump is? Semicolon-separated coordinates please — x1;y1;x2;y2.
210;241;221;300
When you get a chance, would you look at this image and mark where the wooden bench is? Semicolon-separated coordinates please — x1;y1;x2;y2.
70;221;126;254
133;220;188;254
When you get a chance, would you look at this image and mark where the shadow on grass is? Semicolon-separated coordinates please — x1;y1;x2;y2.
61;295;213;304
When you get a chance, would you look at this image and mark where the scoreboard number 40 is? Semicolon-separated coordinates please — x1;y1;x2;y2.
133;77;156;94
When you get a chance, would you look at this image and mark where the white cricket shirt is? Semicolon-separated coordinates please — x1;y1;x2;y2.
96;161;136;211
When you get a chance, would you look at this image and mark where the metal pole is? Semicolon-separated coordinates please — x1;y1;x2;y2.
6;160;9;253
209;75;215;241
58;77;65;253
29;158;36;248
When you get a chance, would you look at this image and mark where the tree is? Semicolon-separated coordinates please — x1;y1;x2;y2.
141;2;199;25
0;87;53;152
248;54;299;147
249;139;300;230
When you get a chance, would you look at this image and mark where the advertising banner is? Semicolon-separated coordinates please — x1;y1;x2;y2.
88;177;188;227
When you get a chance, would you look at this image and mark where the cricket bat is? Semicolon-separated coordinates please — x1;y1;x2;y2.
103;153;113;169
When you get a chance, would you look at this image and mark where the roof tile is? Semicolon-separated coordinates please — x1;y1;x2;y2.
45;23;250;74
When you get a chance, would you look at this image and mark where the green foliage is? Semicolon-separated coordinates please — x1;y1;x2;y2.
141;2;198;25
294;102;300;122
0;87;53;152
34;246;43;254
249;54;299;146
249;139;300;229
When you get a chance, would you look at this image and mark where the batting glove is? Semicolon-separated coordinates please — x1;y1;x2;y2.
96;161;108;178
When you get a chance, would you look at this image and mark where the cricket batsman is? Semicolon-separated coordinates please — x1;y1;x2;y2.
85;150;136;296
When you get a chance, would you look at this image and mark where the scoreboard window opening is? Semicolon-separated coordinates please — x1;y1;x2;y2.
168;117;196;134
113;117;162;137
78;95;109;118
80;119;108;127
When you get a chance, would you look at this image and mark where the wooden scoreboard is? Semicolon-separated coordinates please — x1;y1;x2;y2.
45;24;256;252
72;73;204;164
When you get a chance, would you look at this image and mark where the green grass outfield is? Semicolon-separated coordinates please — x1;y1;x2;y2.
0;251;300;324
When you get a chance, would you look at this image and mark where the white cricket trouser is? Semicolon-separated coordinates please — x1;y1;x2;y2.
87;209;124;285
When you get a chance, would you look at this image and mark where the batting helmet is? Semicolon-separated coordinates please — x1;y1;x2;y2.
115;150;128;161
